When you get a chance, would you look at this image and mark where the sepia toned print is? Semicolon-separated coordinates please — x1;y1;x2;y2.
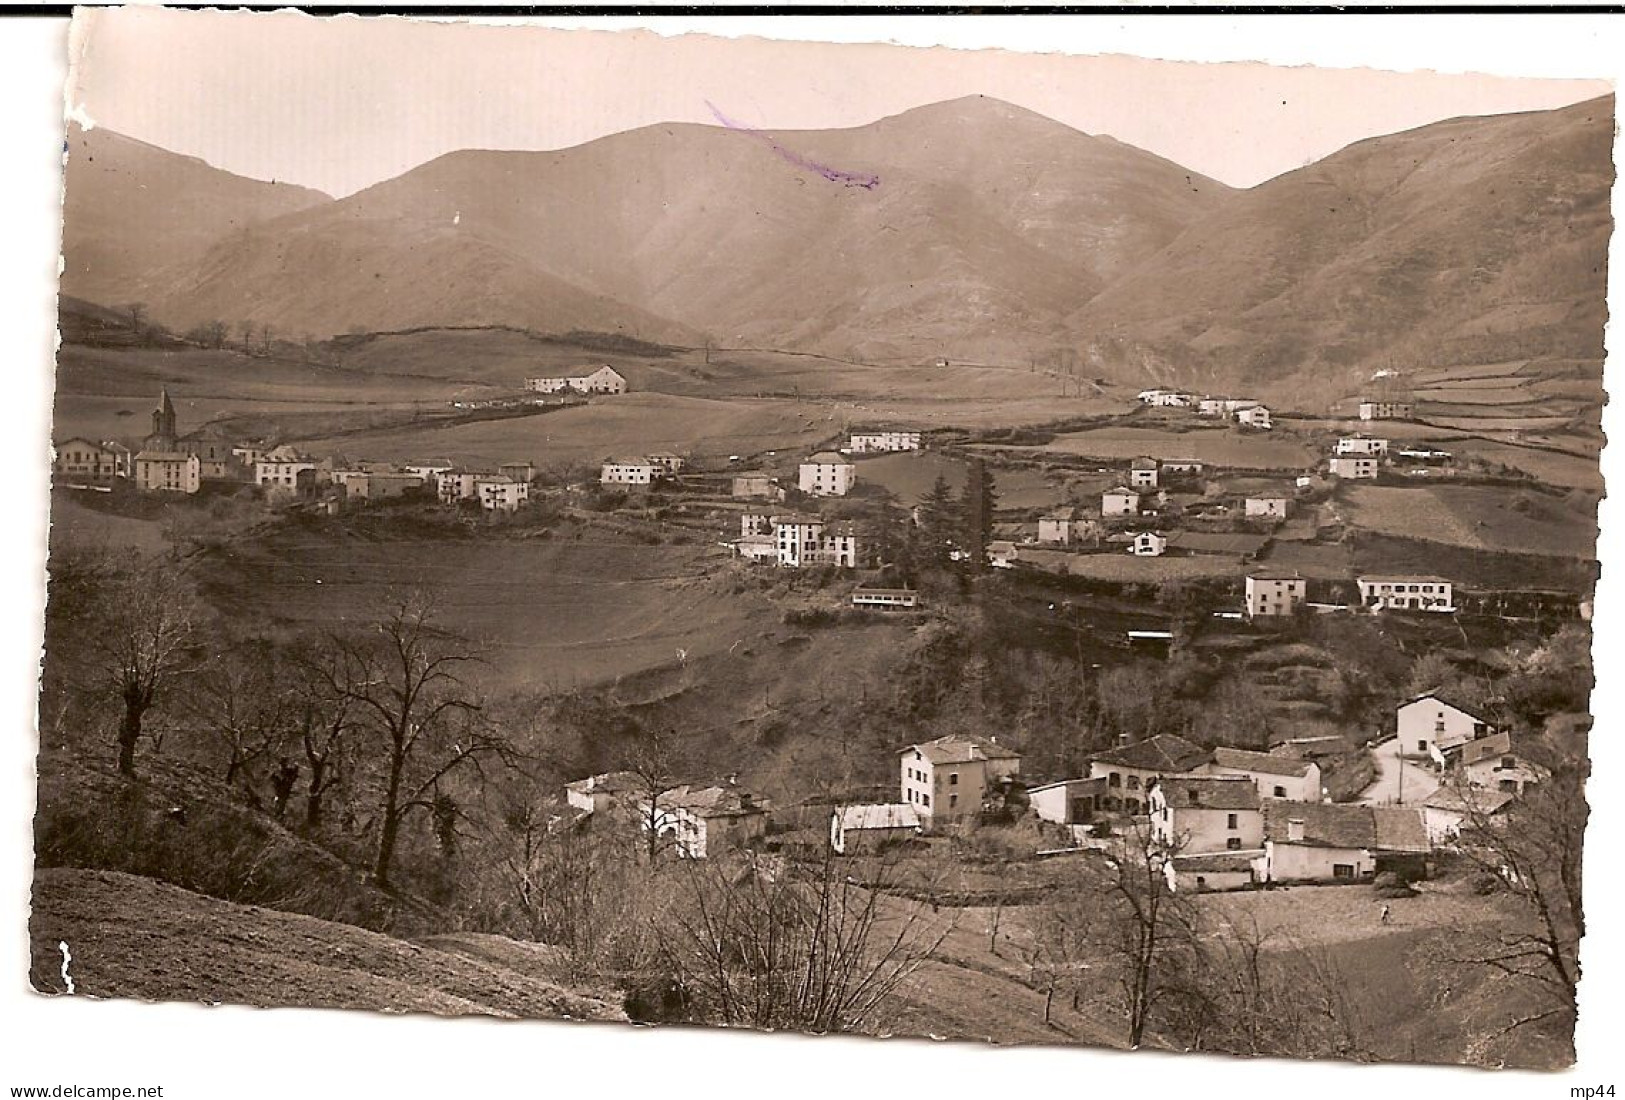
35;8;1607;1071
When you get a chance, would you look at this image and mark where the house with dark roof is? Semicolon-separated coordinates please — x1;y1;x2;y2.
1397;691;1496;760
1088;734;1211;815
1210;746;1322;801
1256;802;1378;883
1149;776;1263;854
642;781;771;859
1252;801;1427;884
1456;732;1547;795
899;735;1022;824
1421;785;1517;845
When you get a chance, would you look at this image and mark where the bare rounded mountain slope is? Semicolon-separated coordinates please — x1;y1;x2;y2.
140;96;1231;359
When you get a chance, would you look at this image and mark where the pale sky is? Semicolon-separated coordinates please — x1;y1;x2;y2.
68;8;1613;199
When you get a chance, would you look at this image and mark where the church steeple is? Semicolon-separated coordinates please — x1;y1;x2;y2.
146;387;177;451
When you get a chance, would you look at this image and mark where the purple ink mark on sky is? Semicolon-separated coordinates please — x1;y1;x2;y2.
706;101;880;190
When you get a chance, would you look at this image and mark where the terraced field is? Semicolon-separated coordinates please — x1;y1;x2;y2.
1341;483;1595;558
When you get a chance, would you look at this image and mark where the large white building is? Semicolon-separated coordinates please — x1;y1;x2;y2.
772;514;857;568
847;429;921;453
1234;404;1273;430
1244;496;1290;519
798;451;856;496
1359;400;1414;421
525;365;626;395
1328;455;1379;479
135;451;201;494
1336;436;1390;456
1149;776;1264;854
476;477;529;512
1397;691;1494;759
601;459;655;486
899;735;1021;824
1102;486;1141;517
1244;571;1306;618
1357;575;1454;613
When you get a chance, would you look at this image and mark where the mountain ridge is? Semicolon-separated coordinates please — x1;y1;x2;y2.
59;94;1613;394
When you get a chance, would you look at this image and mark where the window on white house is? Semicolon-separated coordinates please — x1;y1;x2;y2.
1273;786;1286;798
1226;838;1242;851
1227;814;1238;829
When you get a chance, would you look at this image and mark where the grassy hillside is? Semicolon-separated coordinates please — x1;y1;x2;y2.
30;868;623;1022
60;125;330;309
131;97;1227;360
1072;96;1613;400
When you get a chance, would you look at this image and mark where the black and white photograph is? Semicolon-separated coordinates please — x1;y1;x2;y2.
14;6;1621;1090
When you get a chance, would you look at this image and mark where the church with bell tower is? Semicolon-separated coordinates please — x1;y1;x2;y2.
143;388;177;452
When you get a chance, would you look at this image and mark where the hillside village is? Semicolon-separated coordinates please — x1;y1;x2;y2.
34;64;1607;1076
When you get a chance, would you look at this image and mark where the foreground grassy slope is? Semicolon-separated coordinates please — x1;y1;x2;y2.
30;868;624;1022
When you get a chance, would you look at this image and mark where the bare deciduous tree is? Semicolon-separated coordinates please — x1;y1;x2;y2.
86;558;202;776
1417;767;1585;1061
1075;821;1199;1048
661;851;950;1033
320;593;505;886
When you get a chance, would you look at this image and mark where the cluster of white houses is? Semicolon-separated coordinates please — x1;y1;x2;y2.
600;452;685;486
846;428;921;454
554;681;1540;872
1136;389;1273;430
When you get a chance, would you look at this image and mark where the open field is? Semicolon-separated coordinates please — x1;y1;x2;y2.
1442;438;1603;489
1340;483;1596;558
1351;533;1597;593
1020;426;1317;469
199;528;771;688
1019;548;1248;581
47;490;171;555
296;393;838;467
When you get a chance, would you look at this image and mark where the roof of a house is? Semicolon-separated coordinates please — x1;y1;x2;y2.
1423;786;1518;816
1026;777;1107;795
1104;485;1140;497
835;803;922;831
1212;747;1315;778
1173;851;1260;873
771;512;824;526
903;734;1022;765
660;782;769;818
988;540;1018;555
1248;570;1304;582
1262;801;1376;849
134;450;192;462
1456;730;1514;766
803;451;853;465
1091;733;1210;774
605;457;654;467
1401;690;1491;724
1131;456;1159;470
565;771;643;796
1155;775;1261;811
1360;574;1452;585
1371;806;1430;853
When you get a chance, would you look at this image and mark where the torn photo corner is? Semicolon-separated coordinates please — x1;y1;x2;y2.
35;3;1609;1076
